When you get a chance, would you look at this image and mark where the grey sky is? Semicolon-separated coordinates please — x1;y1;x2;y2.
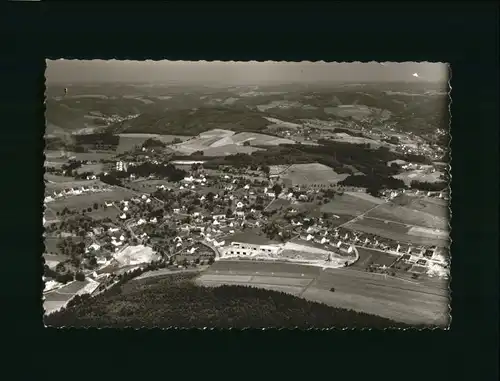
46;60;449;85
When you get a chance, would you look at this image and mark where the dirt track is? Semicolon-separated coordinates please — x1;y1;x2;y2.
197;260;449;326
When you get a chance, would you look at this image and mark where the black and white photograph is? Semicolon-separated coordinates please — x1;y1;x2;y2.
43;60;451;329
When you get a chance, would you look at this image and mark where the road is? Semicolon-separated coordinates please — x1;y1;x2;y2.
197;260;449;326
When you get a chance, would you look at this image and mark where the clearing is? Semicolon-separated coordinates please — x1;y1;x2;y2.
394;170;446;186
274;163;349;187
366;202;448;230
321;192;380;216
392;194;448;219
76;163;104;174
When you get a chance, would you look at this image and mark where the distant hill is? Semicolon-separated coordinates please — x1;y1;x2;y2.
108;107;272;136
45;83;449;138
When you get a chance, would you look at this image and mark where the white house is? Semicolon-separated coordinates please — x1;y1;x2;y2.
187;247;198;254
150;217;157;224
120;213;127;220
236;201;244;209
88;243;100;252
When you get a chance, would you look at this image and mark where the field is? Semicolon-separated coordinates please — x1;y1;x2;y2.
198;260;449;326
45;271;411;328
44;236;80;255
66;152;116;161
394;170;445;186
44;279;99;315
324;105;391;121
76;163;104;174
45;173;72;184
407;226;450;241
170;129;285;156
266;198;291;212
275;163;349;186
47;187;137;212
126;179;176;193
229;132;294;146
43;253;68;269
44;161;65;169
320;192;380;216
366;202;448;230
201;144;263;157
86;206;121;220
352;247;400;269
392;194;448;219
346;217;449;247
331;133;381;147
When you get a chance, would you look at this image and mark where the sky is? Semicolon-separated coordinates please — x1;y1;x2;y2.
46;60;449;85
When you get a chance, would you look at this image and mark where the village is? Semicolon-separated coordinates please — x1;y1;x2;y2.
43;136;450;315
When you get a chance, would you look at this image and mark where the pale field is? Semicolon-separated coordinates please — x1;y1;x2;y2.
279;163;350;185
321;193;379;216
392;194;448;219
366;203;448;230
47;188;137;212
394;170;446;186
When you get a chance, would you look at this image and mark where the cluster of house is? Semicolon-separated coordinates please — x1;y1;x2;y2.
295;222;447;266
103;194;156;220
179;173;209;190
44;184;111;203
380;188;449;201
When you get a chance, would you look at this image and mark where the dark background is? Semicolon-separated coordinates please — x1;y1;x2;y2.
2;1;498;379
